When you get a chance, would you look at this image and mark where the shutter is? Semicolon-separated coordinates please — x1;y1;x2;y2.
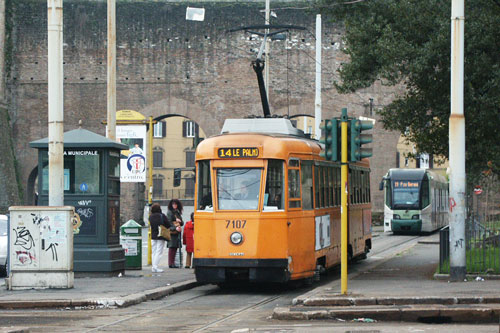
182;121;187;137
195;123;199;137
161;121;166;137
396;152;400;168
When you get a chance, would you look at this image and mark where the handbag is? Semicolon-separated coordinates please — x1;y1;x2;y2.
159;225;171;241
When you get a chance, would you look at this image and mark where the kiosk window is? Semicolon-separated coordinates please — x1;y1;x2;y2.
41;150;102;195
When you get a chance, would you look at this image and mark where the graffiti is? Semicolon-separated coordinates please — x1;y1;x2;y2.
13;226;35;250
45;242;59;261
31;213;49;226
77;200;92;206
76;207;94;219
15;251;36;265
72;212;82;234
454;238;464;249
449;197;457;212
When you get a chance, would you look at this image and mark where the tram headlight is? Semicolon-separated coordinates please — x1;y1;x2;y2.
393;214;401;220
230;232;243;245
412;214;420;220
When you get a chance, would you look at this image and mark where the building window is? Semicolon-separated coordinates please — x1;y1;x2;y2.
153;177;163;198
183;120;198;138
186;151;195;168
185;177;195;197
153;150;163;168
154;121;166;138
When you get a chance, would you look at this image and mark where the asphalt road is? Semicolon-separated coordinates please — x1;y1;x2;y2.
0;232;497;332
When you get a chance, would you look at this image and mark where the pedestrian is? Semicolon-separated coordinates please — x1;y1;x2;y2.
166;198;184;268
149;203;172;273
183;212;194;268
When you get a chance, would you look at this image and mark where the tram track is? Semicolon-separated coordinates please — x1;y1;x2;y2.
85;234;421;332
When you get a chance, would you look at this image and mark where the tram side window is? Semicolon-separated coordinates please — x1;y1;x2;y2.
301;161;313;210
264;159;284;211
197;160;213;211
421;178;430;208
314;166;319;208
335;167;341;206
385;180;392;208
328;167;334;207
288;165;301;209
349;169;353;204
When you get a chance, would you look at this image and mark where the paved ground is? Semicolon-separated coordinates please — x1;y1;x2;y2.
0;227;197;308
274;231;500;323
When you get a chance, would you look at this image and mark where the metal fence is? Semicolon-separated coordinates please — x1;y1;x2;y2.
152;189;195;201
439;203;500;275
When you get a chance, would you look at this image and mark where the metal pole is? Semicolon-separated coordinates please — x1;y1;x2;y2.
148;116;153;205
47;0;64;206
340;108;348;294
106;0;116;141
0;0;6;102
314;14;322;140
147;116;154;265
264;0;270;102
449;0;466;281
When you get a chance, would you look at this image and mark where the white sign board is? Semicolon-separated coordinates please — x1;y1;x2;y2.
315;214;331;251
117;125;147;182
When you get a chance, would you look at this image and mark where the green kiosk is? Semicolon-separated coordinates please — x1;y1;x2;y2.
30;128;127;274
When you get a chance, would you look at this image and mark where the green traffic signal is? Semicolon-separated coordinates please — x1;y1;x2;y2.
350;119;373;162
320;119;339;161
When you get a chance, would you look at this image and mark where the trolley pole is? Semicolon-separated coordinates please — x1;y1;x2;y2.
147;116;153;265
340;108;349;294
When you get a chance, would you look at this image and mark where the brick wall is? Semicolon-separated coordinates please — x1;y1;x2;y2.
4;0;404;217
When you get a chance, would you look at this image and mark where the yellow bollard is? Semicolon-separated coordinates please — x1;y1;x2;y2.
148;227;152;265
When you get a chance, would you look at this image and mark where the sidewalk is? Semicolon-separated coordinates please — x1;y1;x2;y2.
0;236;198;309
273;231;500;323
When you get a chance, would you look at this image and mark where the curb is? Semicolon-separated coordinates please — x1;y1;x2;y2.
434;273;500;281
0;279;201;310
273;304;500;323
301;296;500;307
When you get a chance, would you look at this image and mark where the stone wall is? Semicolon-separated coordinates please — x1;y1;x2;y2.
4;0;403;217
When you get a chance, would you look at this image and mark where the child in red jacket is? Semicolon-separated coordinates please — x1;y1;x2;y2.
183;212;194;268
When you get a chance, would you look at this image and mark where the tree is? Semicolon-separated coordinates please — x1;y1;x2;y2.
316;0;500;178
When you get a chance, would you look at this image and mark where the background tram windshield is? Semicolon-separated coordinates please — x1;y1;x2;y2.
392;181;420;209
217;168;261;210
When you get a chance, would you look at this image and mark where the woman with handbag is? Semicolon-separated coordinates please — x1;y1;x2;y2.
166;199;184;268
149;203;172;273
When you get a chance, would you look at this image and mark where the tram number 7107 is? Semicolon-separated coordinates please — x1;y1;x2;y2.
226;220;247;229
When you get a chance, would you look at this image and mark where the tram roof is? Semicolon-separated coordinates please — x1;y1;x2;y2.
386;168;447;183
221;118;305;137
196;131;321;160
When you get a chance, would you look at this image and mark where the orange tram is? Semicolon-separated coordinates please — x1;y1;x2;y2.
193;118;372;284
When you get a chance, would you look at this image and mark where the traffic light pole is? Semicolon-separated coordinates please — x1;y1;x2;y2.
340;108;349;295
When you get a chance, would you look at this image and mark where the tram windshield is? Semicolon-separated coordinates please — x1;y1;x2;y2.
217;168;261;210
392;180;420;209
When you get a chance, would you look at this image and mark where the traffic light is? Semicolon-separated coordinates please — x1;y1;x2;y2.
350;119;373;162
320;119;338;161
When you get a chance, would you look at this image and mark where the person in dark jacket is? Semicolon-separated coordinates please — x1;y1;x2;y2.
149;203;172;273
166;199;184;268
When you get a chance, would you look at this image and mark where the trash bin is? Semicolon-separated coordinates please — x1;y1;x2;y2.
120;220;142;270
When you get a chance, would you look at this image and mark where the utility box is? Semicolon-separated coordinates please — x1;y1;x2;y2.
120;220;142;269
7;206;74;289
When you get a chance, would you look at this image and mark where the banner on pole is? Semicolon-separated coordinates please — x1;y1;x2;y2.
117;125;147;182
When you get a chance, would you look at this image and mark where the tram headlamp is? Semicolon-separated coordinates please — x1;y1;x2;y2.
412;214;420;220
230;232;243;245
393;214;401;220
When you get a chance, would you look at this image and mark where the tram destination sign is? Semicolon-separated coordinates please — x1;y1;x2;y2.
394;181;419;188
218;147;259;158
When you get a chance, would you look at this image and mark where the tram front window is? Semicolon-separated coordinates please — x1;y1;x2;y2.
392;180;420;209
217;168;261;210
